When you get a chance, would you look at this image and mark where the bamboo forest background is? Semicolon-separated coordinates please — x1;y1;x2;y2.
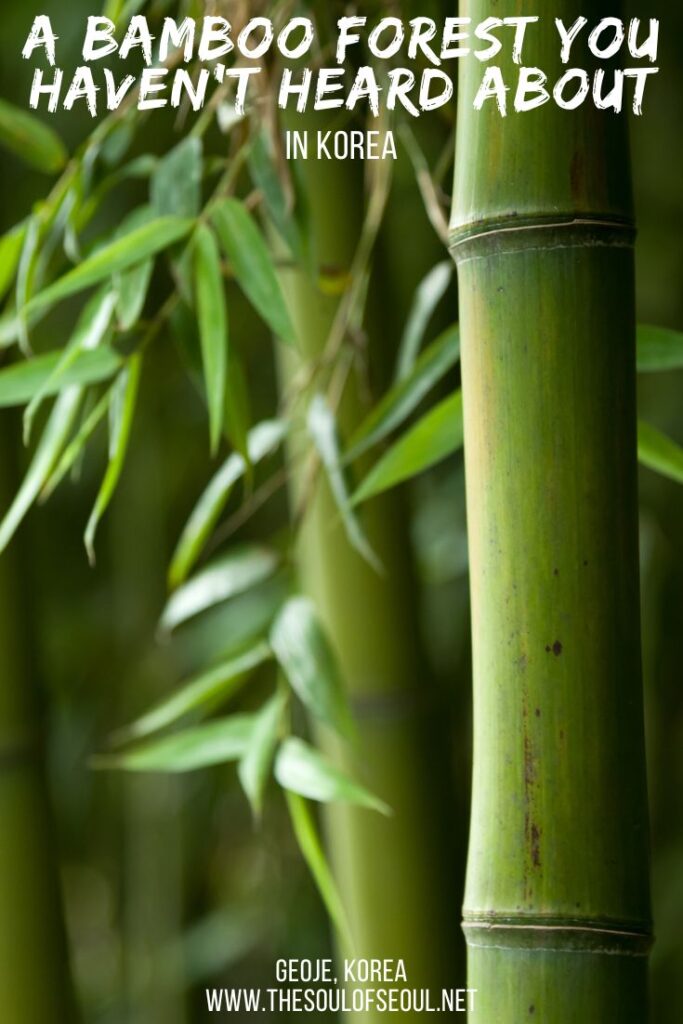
0;1;681;1022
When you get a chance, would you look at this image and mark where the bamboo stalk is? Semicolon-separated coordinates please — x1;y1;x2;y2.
0;456;75;1021
450;3;652;1018
277;124;459;1014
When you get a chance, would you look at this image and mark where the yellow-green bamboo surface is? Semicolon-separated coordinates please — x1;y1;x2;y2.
278;120;459;1020
451;2;652;1019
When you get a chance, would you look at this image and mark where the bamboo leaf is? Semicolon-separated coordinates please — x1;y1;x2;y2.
169;420;286;589
270;596;352;739
211;198;296;346
161;545;280;632
353;391;464;505
0;348;122;408
308;394;381;573
41;388;112;501
395;261;453;381
94;714;256;773
151;136;202;218
25;217;193;317
193;223;227;455
23;287;116;443
0;98;67;173
636;325;683;373
238;690;287;818
0;387;83;554
115;259;153;331
248;130;302;260
285;790;353;947
84;354;142;563
223;346;251;461
0;221;27;302
16;215;42;355
346;324;460;462
275;738;390;815
638;420;683;485
112;641;272;745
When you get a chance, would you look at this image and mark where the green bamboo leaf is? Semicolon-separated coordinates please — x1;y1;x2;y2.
25;217;193;317
94;714;256;773
285;790;352;946
112;641;272;746
0;221;27;302
0;98;67;173
353;391;464;505
23;287;116;443
638;420;683;485
84;354;142;563
395;261;453;381
161;545;280;632
238;690;287;818
169;420;286;589
0;387;83;554
308;394;381;573
151;136;202;219
636;325;683;373
211;198;296;345
275;738;390;815
0;348;122;408
115;259;153;331
16;215;42;355
346;324;460;462
248;130;302;260
193;223;227;455
223;346;251;461
41;388;112;501
270;596;352;738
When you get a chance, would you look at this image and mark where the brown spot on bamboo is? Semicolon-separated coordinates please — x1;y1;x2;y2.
552;640;563;656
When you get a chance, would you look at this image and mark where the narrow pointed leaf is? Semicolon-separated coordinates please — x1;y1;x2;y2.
25;217;193;317
248;130;302;260
270;596;352;738
0;221;27;301
346;324;460;462
84;354;142;563
0;98;67;173
169;420;286;589
308;394;381;573
161;545;280;632
353;391;463;505
115;259;153;331
94;714;256;773
638;420;683;485
151;136;202;218
41;389;112;501
275;738;390;815
238;690;287;817
395;261;453;381
0;348;121;408
285;790;353;948
16;216;42;355
24;287;116;442
0;387;82;554
211;198;295;345
113;641;272;745
636;325;683;373
194;224;227;455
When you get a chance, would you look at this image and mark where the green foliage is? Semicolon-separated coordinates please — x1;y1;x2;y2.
238;689;287;818
0;98;67;173
94;715;257;773
210;198;296;345
161;546;281;632
270;596;353;739
275;738;390;816
638;420;683;485
354;390;464;504
0;348;121;407
395;260;453;381
193;223;228;455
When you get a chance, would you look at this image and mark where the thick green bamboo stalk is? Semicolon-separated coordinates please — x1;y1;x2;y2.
278;129;459;1016
0;459;74;1021
451;3;652;1019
